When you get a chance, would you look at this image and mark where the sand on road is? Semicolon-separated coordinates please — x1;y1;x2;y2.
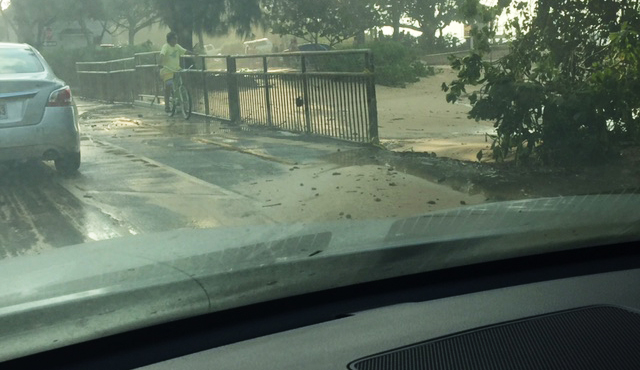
377;67;495;162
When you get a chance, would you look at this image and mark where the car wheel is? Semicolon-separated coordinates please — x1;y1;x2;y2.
55;152;81;174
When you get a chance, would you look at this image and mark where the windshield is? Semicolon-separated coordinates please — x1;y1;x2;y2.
0;47;44;73
1;0;639;361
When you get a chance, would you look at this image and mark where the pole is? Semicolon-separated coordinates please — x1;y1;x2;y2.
301;55;312;133
227;56;241;123
365;52;379;144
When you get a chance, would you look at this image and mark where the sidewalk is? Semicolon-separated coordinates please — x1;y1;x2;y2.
75;99;488;223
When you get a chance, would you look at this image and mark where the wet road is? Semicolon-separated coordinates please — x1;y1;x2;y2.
1;101;486;259
0;102;359;258
1;103;281;258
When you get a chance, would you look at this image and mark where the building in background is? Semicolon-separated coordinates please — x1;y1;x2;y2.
39;20;118;49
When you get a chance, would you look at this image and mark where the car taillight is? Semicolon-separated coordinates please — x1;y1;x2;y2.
47;86;73;107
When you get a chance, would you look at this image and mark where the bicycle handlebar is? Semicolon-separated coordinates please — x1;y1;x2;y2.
161;65;195;73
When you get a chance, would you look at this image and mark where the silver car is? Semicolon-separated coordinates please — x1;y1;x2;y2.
0;43;80;173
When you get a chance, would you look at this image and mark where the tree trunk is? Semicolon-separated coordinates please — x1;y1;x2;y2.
533;0;552;32
126;15;136;45
172;24;193;68
177;25;193;51
197;29;205;52
35;22;44;48
0;21;6;41
16;21;33;44
95;20;111;46
0;7;19;41
77;18;94;47
354;30;365;46
419;24;438;52
391;11;401;40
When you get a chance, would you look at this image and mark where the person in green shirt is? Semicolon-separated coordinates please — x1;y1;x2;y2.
159;32;188;113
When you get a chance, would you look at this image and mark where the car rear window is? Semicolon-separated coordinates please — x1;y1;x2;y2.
0;48;45;74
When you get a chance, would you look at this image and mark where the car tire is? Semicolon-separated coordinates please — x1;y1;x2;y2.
55;152;81;174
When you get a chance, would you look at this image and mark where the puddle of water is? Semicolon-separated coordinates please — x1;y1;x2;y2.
162;121;217;136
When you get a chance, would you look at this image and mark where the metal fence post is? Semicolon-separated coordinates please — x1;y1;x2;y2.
263;56;273;126
75;62;81;97
75;62;83;98
134;58;140;103
134;54;139;101
301;55;312;134
227;56;241;123
107;62;114;103
128;70;135;103
364;52;379;144
154;52;162;106
202;56;210;117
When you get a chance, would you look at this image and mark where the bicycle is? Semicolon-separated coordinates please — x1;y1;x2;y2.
164;66;193;120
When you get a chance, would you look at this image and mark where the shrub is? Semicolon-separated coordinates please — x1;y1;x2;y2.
315;40;436;87
443;1;640;166
411;60;436;78
266;40;437;87
366;40;413;87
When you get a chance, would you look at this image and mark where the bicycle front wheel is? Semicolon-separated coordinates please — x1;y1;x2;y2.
169;89;177;117
179;86;192;120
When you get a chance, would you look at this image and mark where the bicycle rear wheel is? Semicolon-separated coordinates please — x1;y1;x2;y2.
179;86;192;120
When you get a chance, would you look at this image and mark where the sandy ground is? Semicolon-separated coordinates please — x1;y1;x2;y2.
377;67;495;162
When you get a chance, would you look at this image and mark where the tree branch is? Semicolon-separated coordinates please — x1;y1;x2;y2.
398;23;422;32
133;16;161;33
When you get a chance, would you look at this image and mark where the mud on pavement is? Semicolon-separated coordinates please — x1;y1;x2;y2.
77;102;488;223
82;101;640;209
328;148;640;202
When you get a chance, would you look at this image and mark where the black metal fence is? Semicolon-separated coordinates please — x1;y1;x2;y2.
76;50;378;144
